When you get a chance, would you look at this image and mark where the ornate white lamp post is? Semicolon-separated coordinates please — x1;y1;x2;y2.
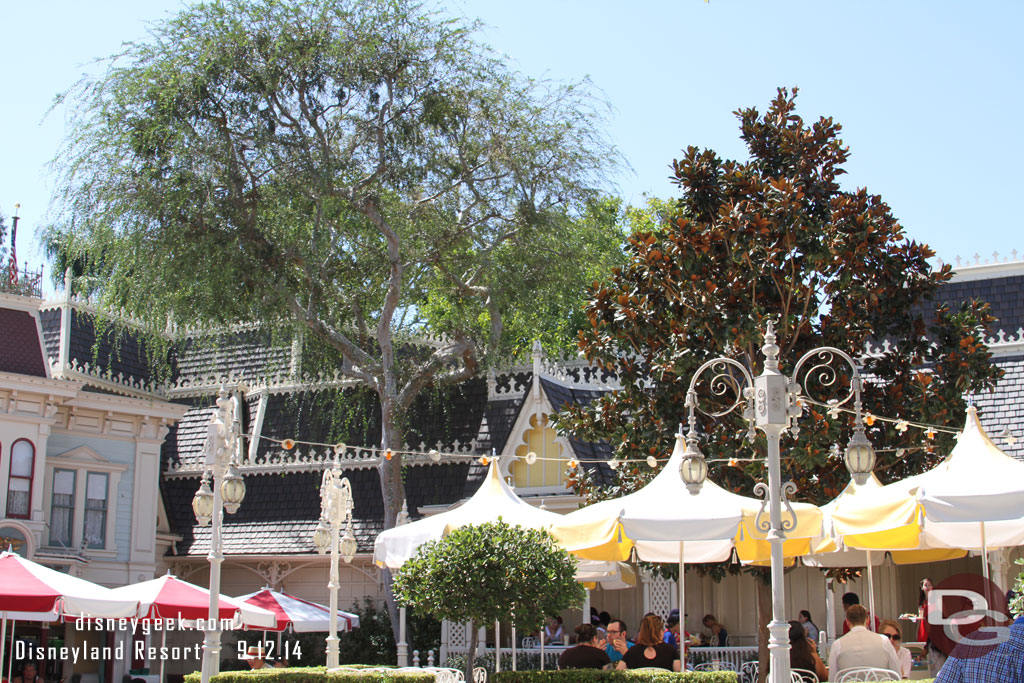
313;447;357;670
681;322;874;683
193;390;246;683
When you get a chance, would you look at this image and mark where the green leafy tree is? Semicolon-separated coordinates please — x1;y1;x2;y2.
45;0;621;633
393;521;584;680
557;88;1002;677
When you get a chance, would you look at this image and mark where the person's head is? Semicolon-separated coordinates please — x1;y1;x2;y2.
666;615;680;634
547;615;562;628
879;620;902;652
575;622;602;647
244;646;266;669
788;620;808;646
798;610;812;624
606;619;628;643
841;592;860;610
788;620;813;661
636;614;665;647
920;577;933;605
702;614;717;628
845;604;868;627
599;610;611;627
21;663;37;680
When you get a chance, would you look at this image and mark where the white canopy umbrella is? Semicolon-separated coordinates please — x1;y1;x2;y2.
374;457;566;672
918;405;1024;524
551;431;822;628
373;458;563;569
831;406;1024;581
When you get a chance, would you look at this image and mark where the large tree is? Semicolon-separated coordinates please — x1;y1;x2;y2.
557;88;1002;678
46;0;621;629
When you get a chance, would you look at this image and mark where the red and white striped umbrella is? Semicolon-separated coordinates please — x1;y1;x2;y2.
108;574;275;627
0;551;138;620
235;588;359;632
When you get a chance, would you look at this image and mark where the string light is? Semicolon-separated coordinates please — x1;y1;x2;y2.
646;456;657;469
282;439;295;450
864;413;876;426
480;455;490;466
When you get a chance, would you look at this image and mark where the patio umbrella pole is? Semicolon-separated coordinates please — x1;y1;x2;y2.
494;620;500;672
7;619;15;683
980;521;989;579
160;628;167;683
865;551;876;632
678;543;685;643
511;626;516;671
540;624;544;671
1;615;7;682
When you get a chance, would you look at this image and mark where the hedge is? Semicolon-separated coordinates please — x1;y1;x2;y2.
493;672;736;683
185;666;434;683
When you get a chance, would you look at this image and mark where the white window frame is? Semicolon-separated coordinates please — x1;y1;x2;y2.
49;468;77;547
44;446;126;555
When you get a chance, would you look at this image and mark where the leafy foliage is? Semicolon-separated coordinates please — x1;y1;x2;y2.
46;0;623;541
559;88;1002;508
334;598;440;666
393;521;584;679
492;671;737;682
1011;558;1023;618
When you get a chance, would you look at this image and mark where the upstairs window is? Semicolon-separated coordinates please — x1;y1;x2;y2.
84;473;109;549
7;440;35;518
50;469;76;547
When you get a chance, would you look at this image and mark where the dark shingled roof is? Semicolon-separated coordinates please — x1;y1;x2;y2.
162;398;218;471
162;463;472;556
68;309;158;384
39;308;61;364
931;274;1024;334
0;308;47;377
975;355;1024;462
172;329;292;385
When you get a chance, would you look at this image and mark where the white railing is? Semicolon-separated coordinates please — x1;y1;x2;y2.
689;645;758;672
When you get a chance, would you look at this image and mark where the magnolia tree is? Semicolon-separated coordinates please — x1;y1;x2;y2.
393;521;584;679
557;88;1003;680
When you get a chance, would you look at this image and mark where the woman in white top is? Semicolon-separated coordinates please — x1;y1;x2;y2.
544;615;565;644
879;619;912;679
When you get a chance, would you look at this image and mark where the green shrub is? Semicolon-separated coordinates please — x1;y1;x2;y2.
186;666;434;683
493;671;737;683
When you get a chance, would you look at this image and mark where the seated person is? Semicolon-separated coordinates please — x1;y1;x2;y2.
789;620;828;682
558;623;612;670
879;619;912;679
543;615;565;644
828;604;901;675
12;663;43;683
604;619;635;663
242;645;269;669
616;614;681;672
701;614;729;646
841;592;881;633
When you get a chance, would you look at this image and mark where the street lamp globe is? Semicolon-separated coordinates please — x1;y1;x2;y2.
192;476;214;526
679;440;708;494
221;466;246;513
844;427;876;485
313;520;331;554
340;523;358;563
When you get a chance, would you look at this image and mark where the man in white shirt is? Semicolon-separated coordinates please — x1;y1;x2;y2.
828;605;902;676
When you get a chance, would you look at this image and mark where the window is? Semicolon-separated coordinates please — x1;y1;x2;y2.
84;473;109;549
7;440;35;518
511;413;567;489
50;469;76;547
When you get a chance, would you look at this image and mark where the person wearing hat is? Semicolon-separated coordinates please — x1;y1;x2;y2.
242;645;270;669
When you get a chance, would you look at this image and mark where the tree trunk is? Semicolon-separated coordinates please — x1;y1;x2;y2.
379;395;407;643
757;578;772;683
466;620;478;683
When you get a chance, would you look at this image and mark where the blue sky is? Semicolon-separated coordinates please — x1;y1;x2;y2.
2;1;1021;283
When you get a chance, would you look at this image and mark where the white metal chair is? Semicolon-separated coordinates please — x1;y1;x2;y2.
739;660;759;683
694;661;739;672
791;668;819;682
521;636;538;648
833;667;901;682
472;666;487;683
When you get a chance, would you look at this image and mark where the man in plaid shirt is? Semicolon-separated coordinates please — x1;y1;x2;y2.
935;615;1024;682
